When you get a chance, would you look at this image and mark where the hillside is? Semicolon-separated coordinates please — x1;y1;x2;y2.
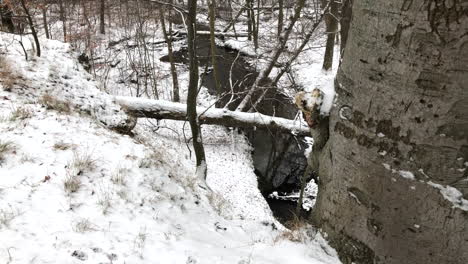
0;33;340;264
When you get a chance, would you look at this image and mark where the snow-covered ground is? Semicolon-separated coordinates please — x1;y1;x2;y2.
0;33;341;263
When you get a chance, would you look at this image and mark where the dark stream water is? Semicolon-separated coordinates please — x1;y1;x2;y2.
160;24;313;225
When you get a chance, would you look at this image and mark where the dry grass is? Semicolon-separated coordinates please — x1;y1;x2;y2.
63;150;97;194
207;192;230;216
70;150;97;174
9;106;33;121
138;149;163;169
64;173;81;194
0;206;20;229
53;141;72;151
0;56;16;91
39;94;71;113
0;140;17;164
73;218;98;233
111;167;129;186
97;187;113;215
274;214;309;243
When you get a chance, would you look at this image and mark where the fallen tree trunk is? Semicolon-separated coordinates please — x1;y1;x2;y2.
176;30;248;38
116;96;309;136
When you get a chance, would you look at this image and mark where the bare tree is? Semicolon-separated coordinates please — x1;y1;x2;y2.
209;0;221;100
19;0;41;57
321;0;339;70
99;0;105;34
277;0;283;37
0;1;15;33
58;0;67;42
159;4;180;102
40;0;50;39
236;0;306;111
186;0;207;180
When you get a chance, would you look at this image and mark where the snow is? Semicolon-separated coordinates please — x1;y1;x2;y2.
427;182;468;211
223;39;257;57
0;35;340;263
268;179;319;211
295;46;340;115
398;171;415;180
382;164;415;181
116;96;310;135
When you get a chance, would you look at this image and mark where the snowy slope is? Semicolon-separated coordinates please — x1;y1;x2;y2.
0;35;341;263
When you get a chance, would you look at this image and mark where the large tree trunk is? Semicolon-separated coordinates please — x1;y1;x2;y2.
312;1;468;264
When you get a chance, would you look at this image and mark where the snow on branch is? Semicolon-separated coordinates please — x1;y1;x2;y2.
116;96;309;136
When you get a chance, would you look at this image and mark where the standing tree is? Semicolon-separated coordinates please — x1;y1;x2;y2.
312;0;468;263
321;0;338;70
209;0;221;99
277;0;283;37
186;0;207;181
0;1;15;33
19;0;41;57
58;0;67;42
99;0;105;34
159;4;180;102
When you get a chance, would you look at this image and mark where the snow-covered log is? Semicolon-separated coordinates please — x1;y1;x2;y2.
176;30;249;38
116;96;309;136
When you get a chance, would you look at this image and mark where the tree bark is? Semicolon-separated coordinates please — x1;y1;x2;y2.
159;6;180;102
42;5;50;39
115;96;309;135
312;1;468;263
100;0;105;34
186;0;207;180
58;0;67;42
0;3;15;33
277;0;283;37
339;0;353;58
321;0;338;70
209;0;221;99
